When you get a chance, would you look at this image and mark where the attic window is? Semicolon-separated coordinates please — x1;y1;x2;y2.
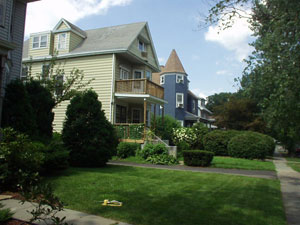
138;40;146;52
58;33;67;50
32;34;48;49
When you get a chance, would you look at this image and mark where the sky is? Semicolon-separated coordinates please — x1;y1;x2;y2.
24;0;254;98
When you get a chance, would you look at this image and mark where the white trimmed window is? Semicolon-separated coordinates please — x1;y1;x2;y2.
176;93;184;108
41;64;50;80
146;70;152;80
58;33;67;50
176;74;184;83
21;65;28;81
120;67;130;80
138;40;146;52
32;35;48;49
160;75;165;84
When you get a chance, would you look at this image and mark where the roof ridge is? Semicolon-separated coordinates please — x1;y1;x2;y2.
82;21;147;33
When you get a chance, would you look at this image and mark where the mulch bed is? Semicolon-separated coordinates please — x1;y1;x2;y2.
4;219;32;225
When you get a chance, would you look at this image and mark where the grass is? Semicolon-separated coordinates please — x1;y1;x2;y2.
113;156;275;171
46;166;286;225
285;157;300;172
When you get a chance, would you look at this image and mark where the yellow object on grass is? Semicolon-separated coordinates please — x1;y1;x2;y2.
102;199;122;207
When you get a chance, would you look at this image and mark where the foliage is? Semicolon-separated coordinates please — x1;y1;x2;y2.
0;128;44;191
2;80;37;137
151;115;181;145
25;80;55;140
191;122;210;149
0;203;13;223
228;131;270;160
203;130;239;156
21;183;69;225
138;143;168;159
214;97;266;132
41;133;69;173
176;141;191;157
117;142;140;159
115;124;144;140
183;150;214;167
146;154;178;165
62;90;118;167
206;92;234;112
172;127;197;147
25;56;94;106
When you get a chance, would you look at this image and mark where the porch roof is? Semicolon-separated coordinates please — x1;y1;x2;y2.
115;93;167;105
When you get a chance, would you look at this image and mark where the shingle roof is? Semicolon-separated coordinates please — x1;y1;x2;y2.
61;18;87;37
22;22;147;58
162;49;186;74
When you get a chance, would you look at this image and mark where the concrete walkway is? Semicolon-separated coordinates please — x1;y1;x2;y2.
1;198;130;225
108;161;277;179
273;156;300;225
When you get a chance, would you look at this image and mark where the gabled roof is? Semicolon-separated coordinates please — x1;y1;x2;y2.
162;49;186;74
53;18;87;38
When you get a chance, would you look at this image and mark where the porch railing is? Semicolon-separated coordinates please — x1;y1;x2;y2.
115;79;164;99
114;123;145;141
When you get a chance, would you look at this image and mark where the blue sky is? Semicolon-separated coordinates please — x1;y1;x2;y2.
25;0;253;98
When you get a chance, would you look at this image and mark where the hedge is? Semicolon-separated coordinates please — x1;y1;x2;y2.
183;150;214;167
117;142;140;158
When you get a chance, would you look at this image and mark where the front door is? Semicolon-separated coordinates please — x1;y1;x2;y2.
132;108;141;123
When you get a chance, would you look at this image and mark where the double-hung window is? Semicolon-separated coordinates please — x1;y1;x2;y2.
160;75;165;84
138;40;146;52
120;67;129;80
176;93;184;108
32;35;48;49
176;74;184;83
58;33;67;50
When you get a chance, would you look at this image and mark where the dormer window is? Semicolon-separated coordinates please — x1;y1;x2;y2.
58;33;67;50
32;35;48;49
138;40;146;52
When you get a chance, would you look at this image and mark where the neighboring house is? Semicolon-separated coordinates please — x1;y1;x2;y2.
22;18;166;143
153;49;213;127
0;0;39;127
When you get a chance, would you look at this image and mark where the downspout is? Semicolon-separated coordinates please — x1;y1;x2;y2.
110;54;116;123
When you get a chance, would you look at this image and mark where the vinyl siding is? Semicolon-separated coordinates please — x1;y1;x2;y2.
28;32;53;58
128;27;158;70
54;32;70;55
57;22;68;30
28;54;113;132
9;0;26;81
0;0;12;41
69;32;83;51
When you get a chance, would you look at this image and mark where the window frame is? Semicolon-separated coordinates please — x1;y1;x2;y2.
138;40;146;52
146;70;152;80
160;75;165;84
176;93;184;108
41;64;50;80
54;74;65;97
57;33;67;50
32;34;48;49
21;65;28;81
176;74;184;84
120;67;130;80
133;70;144;79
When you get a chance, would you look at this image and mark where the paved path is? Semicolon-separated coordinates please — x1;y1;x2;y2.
108;161;277;179
273;156;300;225
1;198;130;225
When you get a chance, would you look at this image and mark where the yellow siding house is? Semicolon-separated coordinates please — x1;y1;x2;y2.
22;19;166;143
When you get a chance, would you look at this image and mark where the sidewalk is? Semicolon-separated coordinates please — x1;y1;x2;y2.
1;198;130;225
273;156;300;225
108;161;277;179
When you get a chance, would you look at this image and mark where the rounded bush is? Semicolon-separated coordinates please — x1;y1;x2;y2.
203;130;240;156
138;143;168;159
183;150;214;167
228;131;270;160
117;142;140;158
192;123;210;149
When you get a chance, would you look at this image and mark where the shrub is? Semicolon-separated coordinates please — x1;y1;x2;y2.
191;123;210;149
25;80;55;140
41;133;69;173
0;203;13;223
2;80;37;137
138;143;168;159
262;134;276;156
0;128;44;191
176;141;191;157
151;115;181;145
173;127;197;147
203;130;240;156
62;90;118;167
228;131;270;160
146;154;178;165
117;142;140;158
183;150;214;167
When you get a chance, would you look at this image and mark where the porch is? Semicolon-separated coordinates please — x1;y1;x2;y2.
114;79;166;143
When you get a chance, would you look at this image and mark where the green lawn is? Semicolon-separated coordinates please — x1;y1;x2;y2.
113;156;275;171
46;166;286;225
286;157;300;172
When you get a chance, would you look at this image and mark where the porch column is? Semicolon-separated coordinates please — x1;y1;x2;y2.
153;104;156;131
144;98;147;139
162;105;165;125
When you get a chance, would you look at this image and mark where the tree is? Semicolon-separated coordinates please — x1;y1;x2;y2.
204;0;300;152
25;55;94;107
206;92;234;112
62;90;118;167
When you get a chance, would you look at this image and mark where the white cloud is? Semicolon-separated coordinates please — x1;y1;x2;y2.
191;89;208;99
25;0;133;36
216;70;229;75
204;11;253;61
158;57;165;65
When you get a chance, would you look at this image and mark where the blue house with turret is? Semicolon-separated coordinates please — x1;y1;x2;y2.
153;49;213;127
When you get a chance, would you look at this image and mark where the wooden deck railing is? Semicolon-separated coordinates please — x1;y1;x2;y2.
114;123;145;143
115;79;164;99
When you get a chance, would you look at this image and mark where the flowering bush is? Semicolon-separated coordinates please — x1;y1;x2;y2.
172;127;197;147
